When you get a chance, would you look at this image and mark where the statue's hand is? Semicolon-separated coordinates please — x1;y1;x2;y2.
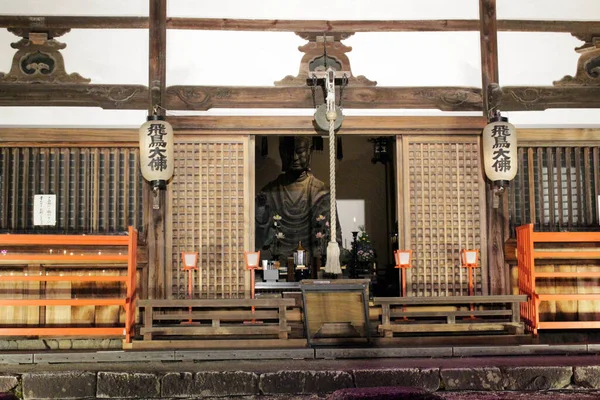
256;192;267;207
255;193;270;224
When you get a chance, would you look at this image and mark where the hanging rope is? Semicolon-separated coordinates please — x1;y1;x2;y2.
324;68;341;275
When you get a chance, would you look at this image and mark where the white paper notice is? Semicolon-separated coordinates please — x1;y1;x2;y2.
33;194;56;226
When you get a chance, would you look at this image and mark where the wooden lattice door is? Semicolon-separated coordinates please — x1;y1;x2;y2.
167;136;252;299
398;136;487;296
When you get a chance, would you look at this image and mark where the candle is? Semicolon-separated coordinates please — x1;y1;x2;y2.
353;217;357;230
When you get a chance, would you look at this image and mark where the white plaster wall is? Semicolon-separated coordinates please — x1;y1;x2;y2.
0;0;598;126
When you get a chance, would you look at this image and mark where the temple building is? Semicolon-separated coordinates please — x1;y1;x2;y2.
1;1;600;398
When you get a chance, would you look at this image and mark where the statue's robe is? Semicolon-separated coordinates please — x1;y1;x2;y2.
256;171;341;262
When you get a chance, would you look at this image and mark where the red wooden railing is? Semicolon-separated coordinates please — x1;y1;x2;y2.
0;227;137;342
516;223;600;335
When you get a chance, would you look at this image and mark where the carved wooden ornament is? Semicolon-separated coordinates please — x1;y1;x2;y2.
0;31;90;84
275;32;376;87
554;34;600;86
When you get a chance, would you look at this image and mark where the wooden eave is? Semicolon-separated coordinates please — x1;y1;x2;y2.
1;15;600;112
0;16;599;33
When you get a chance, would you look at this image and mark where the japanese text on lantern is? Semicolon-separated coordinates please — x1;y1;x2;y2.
491;124;511;173
146;122;168;172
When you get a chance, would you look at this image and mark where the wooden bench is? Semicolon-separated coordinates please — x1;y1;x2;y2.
138;298;295;342
374;295;527;338
0;227;138;342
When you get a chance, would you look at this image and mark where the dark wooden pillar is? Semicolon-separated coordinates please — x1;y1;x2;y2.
480;0;508;295
146;0;168;299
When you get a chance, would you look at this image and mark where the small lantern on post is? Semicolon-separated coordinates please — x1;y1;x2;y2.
139;109;174;209
394;249;412;298
181;251;198;324
460;249;480;297
394;249;412;318
244;250;261;316
482;112;517;208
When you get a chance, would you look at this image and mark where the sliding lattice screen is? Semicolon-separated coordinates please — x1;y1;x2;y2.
509;146;600;235
400;136;487;296
0;147;143;233
168;137;250;299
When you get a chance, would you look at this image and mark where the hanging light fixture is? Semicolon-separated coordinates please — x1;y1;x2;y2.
368;137;390;164
139;108;174;191
482;111;517;192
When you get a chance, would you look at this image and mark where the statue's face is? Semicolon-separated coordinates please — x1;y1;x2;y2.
280;137;311;172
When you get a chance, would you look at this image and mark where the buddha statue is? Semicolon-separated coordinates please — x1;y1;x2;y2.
255;136;341;264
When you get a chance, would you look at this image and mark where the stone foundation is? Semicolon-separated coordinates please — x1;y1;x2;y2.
2;365;600;399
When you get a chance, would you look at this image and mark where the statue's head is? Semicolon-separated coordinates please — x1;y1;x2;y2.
279;136;312;173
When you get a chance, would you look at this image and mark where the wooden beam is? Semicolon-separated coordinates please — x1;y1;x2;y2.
168;115;486;135
0;84;482;111
495;86;600;111
0;16;599;33
3;123;600;144
166;86;483;111
0;128;138;144
3;83;600;111
517;128;600;144
0;116;486;142
0;84;148;109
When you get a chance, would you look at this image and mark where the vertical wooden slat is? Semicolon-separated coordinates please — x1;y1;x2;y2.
221;143;226;297
52;149;59;227
62;149;70;232
237;142;244;297
102;149;110;232
73;148;80;231
227;143;233;298
21;149;29;229
574;147;583;228
165;146;174;299
92;148;100;232
182;143;189;297
584;147;592;226
441;143;449;296
418;143;426;294
565;147;573;229
517;147;526;225
208;143;213;298
132;150;140;229
42;148;50;196
555;147;563;229
455;147;464;294
536;148;544;228
11;149;19;229
122;150;129;229
546;148;555;229
32;148;40;224
1;148;9;229
82;149;89;232
113;149;120;231
594;148;599;226
527;148;535;226
198;143;205;298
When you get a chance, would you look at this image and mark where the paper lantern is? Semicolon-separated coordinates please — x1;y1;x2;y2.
139;115;174;190
482;115;517;189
